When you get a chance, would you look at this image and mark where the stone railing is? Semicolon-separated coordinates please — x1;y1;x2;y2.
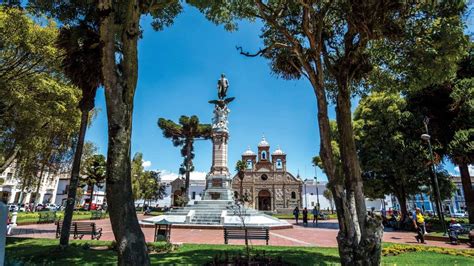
220;210;227;224
185;210;195;224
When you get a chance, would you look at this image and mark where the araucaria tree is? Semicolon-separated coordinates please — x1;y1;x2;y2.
158;116;211;202
81;154;107;211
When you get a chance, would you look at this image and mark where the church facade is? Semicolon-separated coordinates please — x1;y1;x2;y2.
231;137;303;213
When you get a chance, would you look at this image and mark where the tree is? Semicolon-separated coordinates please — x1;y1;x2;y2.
353;92;451;217
80;154;106;211
55;18;103;248
141;171;166;207
323;188;334;214
235;160;246;202
96;1;184;263
0;6;81;209
0;6;80;175
158;116;211;202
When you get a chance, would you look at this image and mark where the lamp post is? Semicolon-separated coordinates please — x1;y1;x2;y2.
304;179;308;208
421;117;447;235
314;165;320;209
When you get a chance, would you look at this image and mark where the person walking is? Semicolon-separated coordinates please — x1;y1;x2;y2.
312;205;319;225
412;207;427;244
302;208;308;227
293;207;300;225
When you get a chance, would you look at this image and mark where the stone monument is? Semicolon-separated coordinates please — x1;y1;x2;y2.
203;74;235;201
141;74;290;228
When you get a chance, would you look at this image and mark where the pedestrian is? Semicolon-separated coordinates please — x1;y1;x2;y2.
412;207;427;244
293;207;300;225
302;208;308;226
312;205;319;225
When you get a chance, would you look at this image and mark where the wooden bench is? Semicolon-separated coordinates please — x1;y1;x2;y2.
90;210;106;220
56;221;103;240
224;226;269;245
37;211;56;224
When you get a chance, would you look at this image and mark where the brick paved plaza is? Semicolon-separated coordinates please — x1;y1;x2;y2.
7;215;471;250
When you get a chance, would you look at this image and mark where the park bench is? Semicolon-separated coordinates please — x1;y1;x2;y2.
224;226;269;245
56;221;103;240
90;210;106;220
37;211;56;224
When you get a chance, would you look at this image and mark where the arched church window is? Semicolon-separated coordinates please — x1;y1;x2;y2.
261;151;267;160
291;191;296;199
234;191;239;199
246;160;253;169
276;159;282;169
261;174;268;181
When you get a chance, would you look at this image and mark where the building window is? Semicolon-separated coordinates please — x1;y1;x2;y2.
192;191;196;200
6;173;13;181
234;191;239;199
311;202;314;207
310;193;314;196
246;160;253;169
276;159;282;169
261;174;268;181
291;191;296;199
261;151;267;160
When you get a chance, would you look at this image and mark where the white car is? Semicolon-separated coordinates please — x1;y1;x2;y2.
7;204;18;212
451;212;467;218
45;203;60;211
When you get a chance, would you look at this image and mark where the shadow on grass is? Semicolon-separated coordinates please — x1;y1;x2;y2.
6;237;116;265
150;245;340;265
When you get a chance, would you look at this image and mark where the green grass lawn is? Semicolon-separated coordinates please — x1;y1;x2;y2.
14;211;109;225
6;238;474;265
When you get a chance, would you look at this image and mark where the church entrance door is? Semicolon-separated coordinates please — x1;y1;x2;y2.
258;190;271;211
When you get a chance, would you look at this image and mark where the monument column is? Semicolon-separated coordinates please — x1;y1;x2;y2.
202;74;235;201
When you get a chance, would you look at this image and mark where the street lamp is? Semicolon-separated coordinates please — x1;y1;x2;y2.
314;165;320;209
421;117;447;235
304;179;308;208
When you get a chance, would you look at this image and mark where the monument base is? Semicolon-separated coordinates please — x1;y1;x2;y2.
141;200;291;228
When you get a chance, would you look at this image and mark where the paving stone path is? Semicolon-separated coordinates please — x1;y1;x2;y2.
8;215;472;249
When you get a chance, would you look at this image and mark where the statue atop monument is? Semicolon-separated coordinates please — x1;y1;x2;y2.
217;73;229;99
209;73;234;108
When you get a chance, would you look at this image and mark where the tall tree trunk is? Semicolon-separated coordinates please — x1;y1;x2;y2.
459;163;474;223
0;146;19;174
60;109;89;247
184;141;192;203
89;182;95;211
99;1;150;265
34;162;47;207
335;80;383;266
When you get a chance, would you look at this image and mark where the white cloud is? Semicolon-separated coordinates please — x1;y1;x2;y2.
453;165;474;176
142;160;152;168
158;170;207;182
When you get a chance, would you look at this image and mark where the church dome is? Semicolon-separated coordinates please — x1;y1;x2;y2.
272;145;285;155
242;146;256;156
258;136;270;147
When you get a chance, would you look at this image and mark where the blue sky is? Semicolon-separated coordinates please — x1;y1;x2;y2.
85;4;471;181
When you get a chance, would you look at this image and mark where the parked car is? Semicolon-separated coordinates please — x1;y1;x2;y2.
451;212;467;218
45;203;60;211
35;204;44;211
7;204;18;212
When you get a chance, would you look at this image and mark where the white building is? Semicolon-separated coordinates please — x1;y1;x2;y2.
0;160;62;205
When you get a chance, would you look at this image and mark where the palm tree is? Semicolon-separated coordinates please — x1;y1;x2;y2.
81;154;107;211
235;160;246;202
56;22;102;247
158;115;211;202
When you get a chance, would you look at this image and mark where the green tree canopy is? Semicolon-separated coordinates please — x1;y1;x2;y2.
158;115;211;202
